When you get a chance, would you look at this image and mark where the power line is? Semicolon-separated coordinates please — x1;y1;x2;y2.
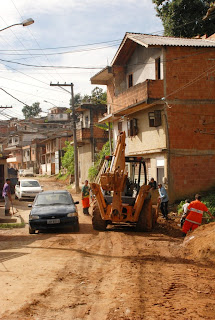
0;39;122;52
0;43;120;57
0;88;30;106
0;58;104;69
0;85;69;103
9;0;68;84
0;15;59;85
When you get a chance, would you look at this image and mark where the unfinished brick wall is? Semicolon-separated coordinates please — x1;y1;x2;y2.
169;154;215;200
165;46;215;100
167;103;215;200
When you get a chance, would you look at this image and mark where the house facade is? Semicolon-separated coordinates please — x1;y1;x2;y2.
91;32;215;202
40;133;72;175
75;103;109;183
47;107;70;122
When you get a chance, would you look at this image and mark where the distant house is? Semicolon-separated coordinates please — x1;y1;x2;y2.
40;132;72;175
91;32;215;201
74;103;108;183
6;131;46;170
47;107;70;122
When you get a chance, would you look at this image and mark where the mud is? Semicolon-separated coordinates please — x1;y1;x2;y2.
0;178;215;320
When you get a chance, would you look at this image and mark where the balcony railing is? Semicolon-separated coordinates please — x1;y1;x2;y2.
111;79;164;115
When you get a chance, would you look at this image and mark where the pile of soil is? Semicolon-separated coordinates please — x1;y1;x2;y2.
182;222;215;261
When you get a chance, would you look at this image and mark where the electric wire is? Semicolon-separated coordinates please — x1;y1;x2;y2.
0;15;59;85
10;0;66;84
0;39;122;52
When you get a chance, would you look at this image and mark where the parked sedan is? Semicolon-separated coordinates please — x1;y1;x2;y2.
15;179;43;200
28;190;79;234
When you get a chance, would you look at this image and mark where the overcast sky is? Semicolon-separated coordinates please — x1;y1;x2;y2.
0;0;162;119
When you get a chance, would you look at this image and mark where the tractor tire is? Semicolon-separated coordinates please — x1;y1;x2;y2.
92;202;107;231
136;199;153;232
152;205;157;228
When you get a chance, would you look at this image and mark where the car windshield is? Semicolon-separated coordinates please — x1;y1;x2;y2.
34;193;73;206
21;181;40;187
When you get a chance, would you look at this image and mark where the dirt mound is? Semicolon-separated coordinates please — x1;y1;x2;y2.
182;222;215;261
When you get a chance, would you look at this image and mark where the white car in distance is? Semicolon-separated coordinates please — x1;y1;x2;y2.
15;179;43;200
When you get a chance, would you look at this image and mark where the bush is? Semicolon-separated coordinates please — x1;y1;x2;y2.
88;141;110;182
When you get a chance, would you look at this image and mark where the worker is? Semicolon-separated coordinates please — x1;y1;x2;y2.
182;194;214;236
148;177;157;190
180;199;190;228
2;178;12;216
158;183;169;219
81;180;90;215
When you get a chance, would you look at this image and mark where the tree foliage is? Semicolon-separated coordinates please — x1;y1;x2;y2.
22;102;42;119
152;0;215;38
91;87;107;104
71;87;107;107
88;140;110;182
61;141;74;174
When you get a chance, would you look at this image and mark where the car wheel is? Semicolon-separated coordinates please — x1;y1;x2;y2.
29;226;36;234
15;193;18;200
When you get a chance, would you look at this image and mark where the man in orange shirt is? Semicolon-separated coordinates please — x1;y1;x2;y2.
182;194;214;236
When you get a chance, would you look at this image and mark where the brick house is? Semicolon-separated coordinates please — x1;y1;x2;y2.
91;32;215;202
74;103;108;183
6;131;46;170
40;132;72;175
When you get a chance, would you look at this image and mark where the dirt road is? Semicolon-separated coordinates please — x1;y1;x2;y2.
0;178;215;320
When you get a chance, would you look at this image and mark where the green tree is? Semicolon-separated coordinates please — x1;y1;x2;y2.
22;102;42;119
91;87;107;104
152;0;215;38
61;141;74;174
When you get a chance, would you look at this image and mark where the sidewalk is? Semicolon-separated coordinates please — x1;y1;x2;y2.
0;204;20;223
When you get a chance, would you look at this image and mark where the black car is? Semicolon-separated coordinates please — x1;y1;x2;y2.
28;190;79;234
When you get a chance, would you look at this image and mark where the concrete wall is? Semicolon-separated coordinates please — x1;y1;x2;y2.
127;46;163;85
78;143;92;183
113;107;166;155
47;113;69;122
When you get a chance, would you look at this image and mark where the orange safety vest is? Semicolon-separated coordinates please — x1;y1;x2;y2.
186;200;208;225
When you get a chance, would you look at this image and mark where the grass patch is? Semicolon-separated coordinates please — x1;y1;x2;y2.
0;222;25;229
56;173;70;181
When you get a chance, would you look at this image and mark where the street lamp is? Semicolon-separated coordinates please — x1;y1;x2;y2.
0;18;34;32
44;100;58;108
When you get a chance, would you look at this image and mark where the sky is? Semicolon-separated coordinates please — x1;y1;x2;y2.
0;0;163;119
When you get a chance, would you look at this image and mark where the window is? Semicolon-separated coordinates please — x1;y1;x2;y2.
128;74;133;88
118;121;122;132
148;110;162;127
60;114;63;118
155;57;161;80
127;118;138;137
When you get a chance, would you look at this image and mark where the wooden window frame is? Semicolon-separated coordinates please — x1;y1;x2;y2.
155;57;161;80
148;110;162;127
128;73;133;88
127;118;138;137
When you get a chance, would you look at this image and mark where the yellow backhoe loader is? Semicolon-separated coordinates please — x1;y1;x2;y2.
90;131;157;231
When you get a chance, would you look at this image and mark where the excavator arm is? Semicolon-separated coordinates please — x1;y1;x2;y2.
91;131;127;217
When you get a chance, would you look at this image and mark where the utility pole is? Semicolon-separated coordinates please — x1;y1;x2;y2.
50;82;80;193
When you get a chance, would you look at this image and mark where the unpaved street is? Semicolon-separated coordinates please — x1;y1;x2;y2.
0;178;215;320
